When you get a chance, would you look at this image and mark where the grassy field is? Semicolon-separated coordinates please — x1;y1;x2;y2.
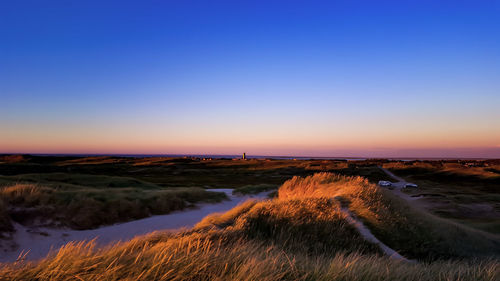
382;160;500;234
0;155;391;188
1;172;498;280
1;155;499;234
0;155;391;231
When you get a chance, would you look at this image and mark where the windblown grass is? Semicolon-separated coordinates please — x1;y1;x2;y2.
1;172;499;280
196;197;381;256
279;173;500;260
1;202;498;280
0;184;227;229
0;184;52;206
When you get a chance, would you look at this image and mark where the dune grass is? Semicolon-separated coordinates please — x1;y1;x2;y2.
1;190;498;280
1;172;499;280
195;197;381;256
0;183;227;230
279;173;500;260
1;231;499;281
0;171;229;230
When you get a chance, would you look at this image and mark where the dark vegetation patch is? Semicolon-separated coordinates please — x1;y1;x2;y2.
0;200;13;234
0;155;391;187
232;184;278;195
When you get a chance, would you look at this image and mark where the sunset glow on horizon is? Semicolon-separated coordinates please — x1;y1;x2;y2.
2;1;500;158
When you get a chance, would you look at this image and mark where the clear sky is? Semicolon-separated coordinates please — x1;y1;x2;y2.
1;0;500;158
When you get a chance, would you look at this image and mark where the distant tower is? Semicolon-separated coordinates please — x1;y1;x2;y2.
242;152;246;160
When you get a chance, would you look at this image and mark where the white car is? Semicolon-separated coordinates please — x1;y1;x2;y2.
378;181;392;187
404;183;418;188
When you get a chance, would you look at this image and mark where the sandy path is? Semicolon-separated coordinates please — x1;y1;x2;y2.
0;189;270;263
341;207;409;261
334;167;417;261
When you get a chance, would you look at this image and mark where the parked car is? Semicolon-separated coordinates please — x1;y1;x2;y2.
404;183;418;188
378;180;392;187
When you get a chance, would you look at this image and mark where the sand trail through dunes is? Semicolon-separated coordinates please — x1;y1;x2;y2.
0;189;271;263
341;207;410;261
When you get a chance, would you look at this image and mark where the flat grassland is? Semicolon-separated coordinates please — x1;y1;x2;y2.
383;160;500;234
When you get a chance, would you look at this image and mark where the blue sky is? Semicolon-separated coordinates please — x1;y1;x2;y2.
1;0;500;157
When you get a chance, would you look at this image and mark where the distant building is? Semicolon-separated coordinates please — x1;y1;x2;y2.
242;152;246;160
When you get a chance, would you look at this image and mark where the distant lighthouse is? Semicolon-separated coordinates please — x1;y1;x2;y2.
242;152;246;160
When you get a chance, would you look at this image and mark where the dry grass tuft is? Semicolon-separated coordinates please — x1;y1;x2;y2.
0;184;52;206
278;172;373;200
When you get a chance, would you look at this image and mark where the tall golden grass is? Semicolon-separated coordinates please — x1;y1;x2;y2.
196;197;381;256
1;173;499;280
278;173;500;260
278;172;373;200
0;184;51;206
0;184;46;233
1;222;498;280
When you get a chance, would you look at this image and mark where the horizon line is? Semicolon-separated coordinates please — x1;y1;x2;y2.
1;152;499;160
